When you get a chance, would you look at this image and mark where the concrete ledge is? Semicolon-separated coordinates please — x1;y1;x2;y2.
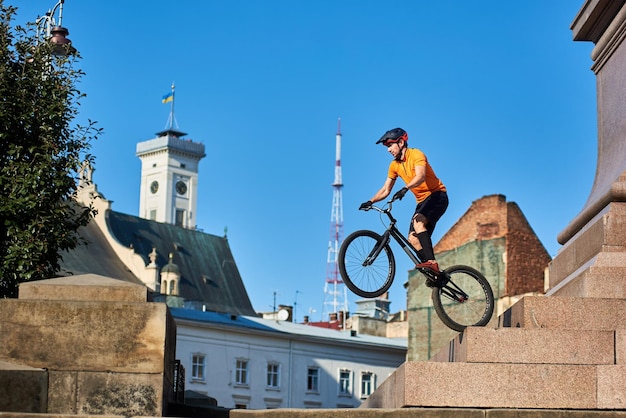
431;327;614;365
19;275;148;303
363;361;597;409
504;295;626;330
0;299;170;372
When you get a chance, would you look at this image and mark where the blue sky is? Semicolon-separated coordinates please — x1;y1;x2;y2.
12;1;597;322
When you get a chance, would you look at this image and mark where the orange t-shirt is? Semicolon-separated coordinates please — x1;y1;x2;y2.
387;148;446;203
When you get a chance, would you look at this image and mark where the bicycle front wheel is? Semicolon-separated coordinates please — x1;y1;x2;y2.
338;230;395;298
431;265;494;332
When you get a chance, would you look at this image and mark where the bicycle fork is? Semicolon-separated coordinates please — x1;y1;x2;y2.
362;231;391;266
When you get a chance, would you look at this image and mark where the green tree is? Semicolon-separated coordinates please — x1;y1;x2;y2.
0;2;101;297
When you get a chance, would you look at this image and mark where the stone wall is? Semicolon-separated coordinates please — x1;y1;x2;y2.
0;274;177;416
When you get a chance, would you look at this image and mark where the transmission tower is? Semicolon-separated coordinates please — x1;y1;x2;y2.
323;118;348;322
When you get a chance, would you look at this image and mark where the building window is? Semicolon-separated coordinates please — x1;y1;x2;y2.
149;209;157;220
267;363;280;389
191;354;206;381
175;209;185;227
339;369;351;396
360;372;375;398
235;359;249;386
307;367;319;392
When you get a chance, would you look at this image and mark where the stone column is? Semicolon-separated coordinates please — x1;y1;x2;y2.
548;1;626;296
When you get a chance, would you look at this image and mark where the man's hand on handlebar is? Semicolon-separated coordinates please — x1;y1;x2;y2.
359;201;373;211
392;187;408;201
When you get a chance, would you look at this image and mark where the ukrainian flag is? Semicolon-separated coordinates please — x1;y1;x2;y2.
162;92;174;104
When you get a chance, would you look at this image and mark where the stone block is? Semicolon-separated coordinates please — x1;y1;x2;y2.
597;365;626;409
366;361;597;409
431;327;614;365
504;295;626;330
19;274;149;303
47;371;78;414
550;204;626;294
0;360;47;413
0;299;171;373
75;371;163;416
549;265;626;298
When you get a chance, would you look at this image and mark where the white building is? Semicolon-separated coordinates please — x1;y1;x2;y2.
172;308;407;409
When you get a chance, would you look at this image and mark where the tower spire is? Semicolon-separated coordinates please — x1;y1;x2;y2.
322;118;348;324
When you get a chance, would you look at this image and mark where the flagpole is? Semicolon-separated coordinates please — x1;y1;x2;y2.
169;82;175;130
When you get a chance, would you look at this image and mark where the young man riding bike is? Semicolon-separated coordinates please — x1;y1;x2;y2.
359;127;448;274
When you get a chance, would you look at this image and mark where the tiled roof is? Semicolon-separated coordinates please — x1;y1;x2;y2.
60;210;257;317
58;217;143;285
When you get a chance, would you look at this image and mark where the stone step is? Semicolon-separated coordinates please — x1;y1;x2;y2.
361;361;626;410
498;295;626;330
548;264;626;298
0;360;48;413
430;327;615;365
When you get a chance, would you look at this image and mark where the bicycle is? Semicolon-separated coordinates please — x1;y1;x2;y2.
338;196;494;332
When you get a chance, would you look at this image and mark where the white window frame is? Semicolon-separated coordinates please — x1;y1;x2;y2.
306;367;320;393
360;371;376;398
338;369;352;396
235;358;249;386
266;362;281;389
191;353;206;381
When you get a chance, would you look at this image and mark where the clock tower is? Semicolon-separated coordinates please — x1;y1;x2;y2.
136;128;206;229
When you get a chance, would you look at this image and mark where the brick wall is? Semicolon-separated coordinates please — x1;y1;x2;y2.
433;194;549;296
435;195;508;253
506;202;551;295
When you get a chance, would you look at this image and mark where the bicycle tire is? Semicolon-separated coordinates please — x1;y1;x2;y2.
431;265;494;332
338;230;395;298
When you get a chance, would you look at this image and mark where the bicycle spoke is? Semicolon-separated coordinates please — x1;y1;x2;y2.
431;266;494;331
338;230;395;298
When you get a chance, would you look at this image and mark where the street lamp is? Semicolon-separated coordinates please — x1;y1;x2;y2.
35;0;75;56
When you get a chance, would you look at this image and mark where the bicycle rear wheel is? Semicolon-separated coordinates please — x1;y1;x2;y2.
338;230;395;298
431;265;494;332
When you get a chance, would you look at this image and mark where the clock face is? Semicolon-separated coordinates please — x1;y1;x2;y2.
150;181;159;194
176;180;187;195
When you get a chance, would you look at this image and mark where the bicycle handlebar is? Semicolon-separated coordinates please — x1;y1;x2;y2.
359;195;399;213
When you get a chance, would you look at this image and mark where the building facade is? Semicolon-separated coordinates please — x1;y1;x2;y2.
173;308;406;409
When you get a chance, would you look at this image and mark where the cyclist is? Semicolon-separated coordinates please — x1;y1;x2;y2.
359;127;448;274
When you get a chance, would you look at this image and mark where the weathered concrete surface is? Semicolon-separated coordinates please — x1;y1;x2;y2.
0;361;47;413
0;275;177;416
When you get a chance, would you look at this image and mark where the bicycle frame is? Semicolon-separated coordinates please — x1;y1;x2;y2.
364;199;466;297
363;199;423;267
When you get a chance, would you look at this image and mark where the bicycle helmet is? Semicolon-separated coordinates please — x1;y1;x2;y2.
376;128;408;145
